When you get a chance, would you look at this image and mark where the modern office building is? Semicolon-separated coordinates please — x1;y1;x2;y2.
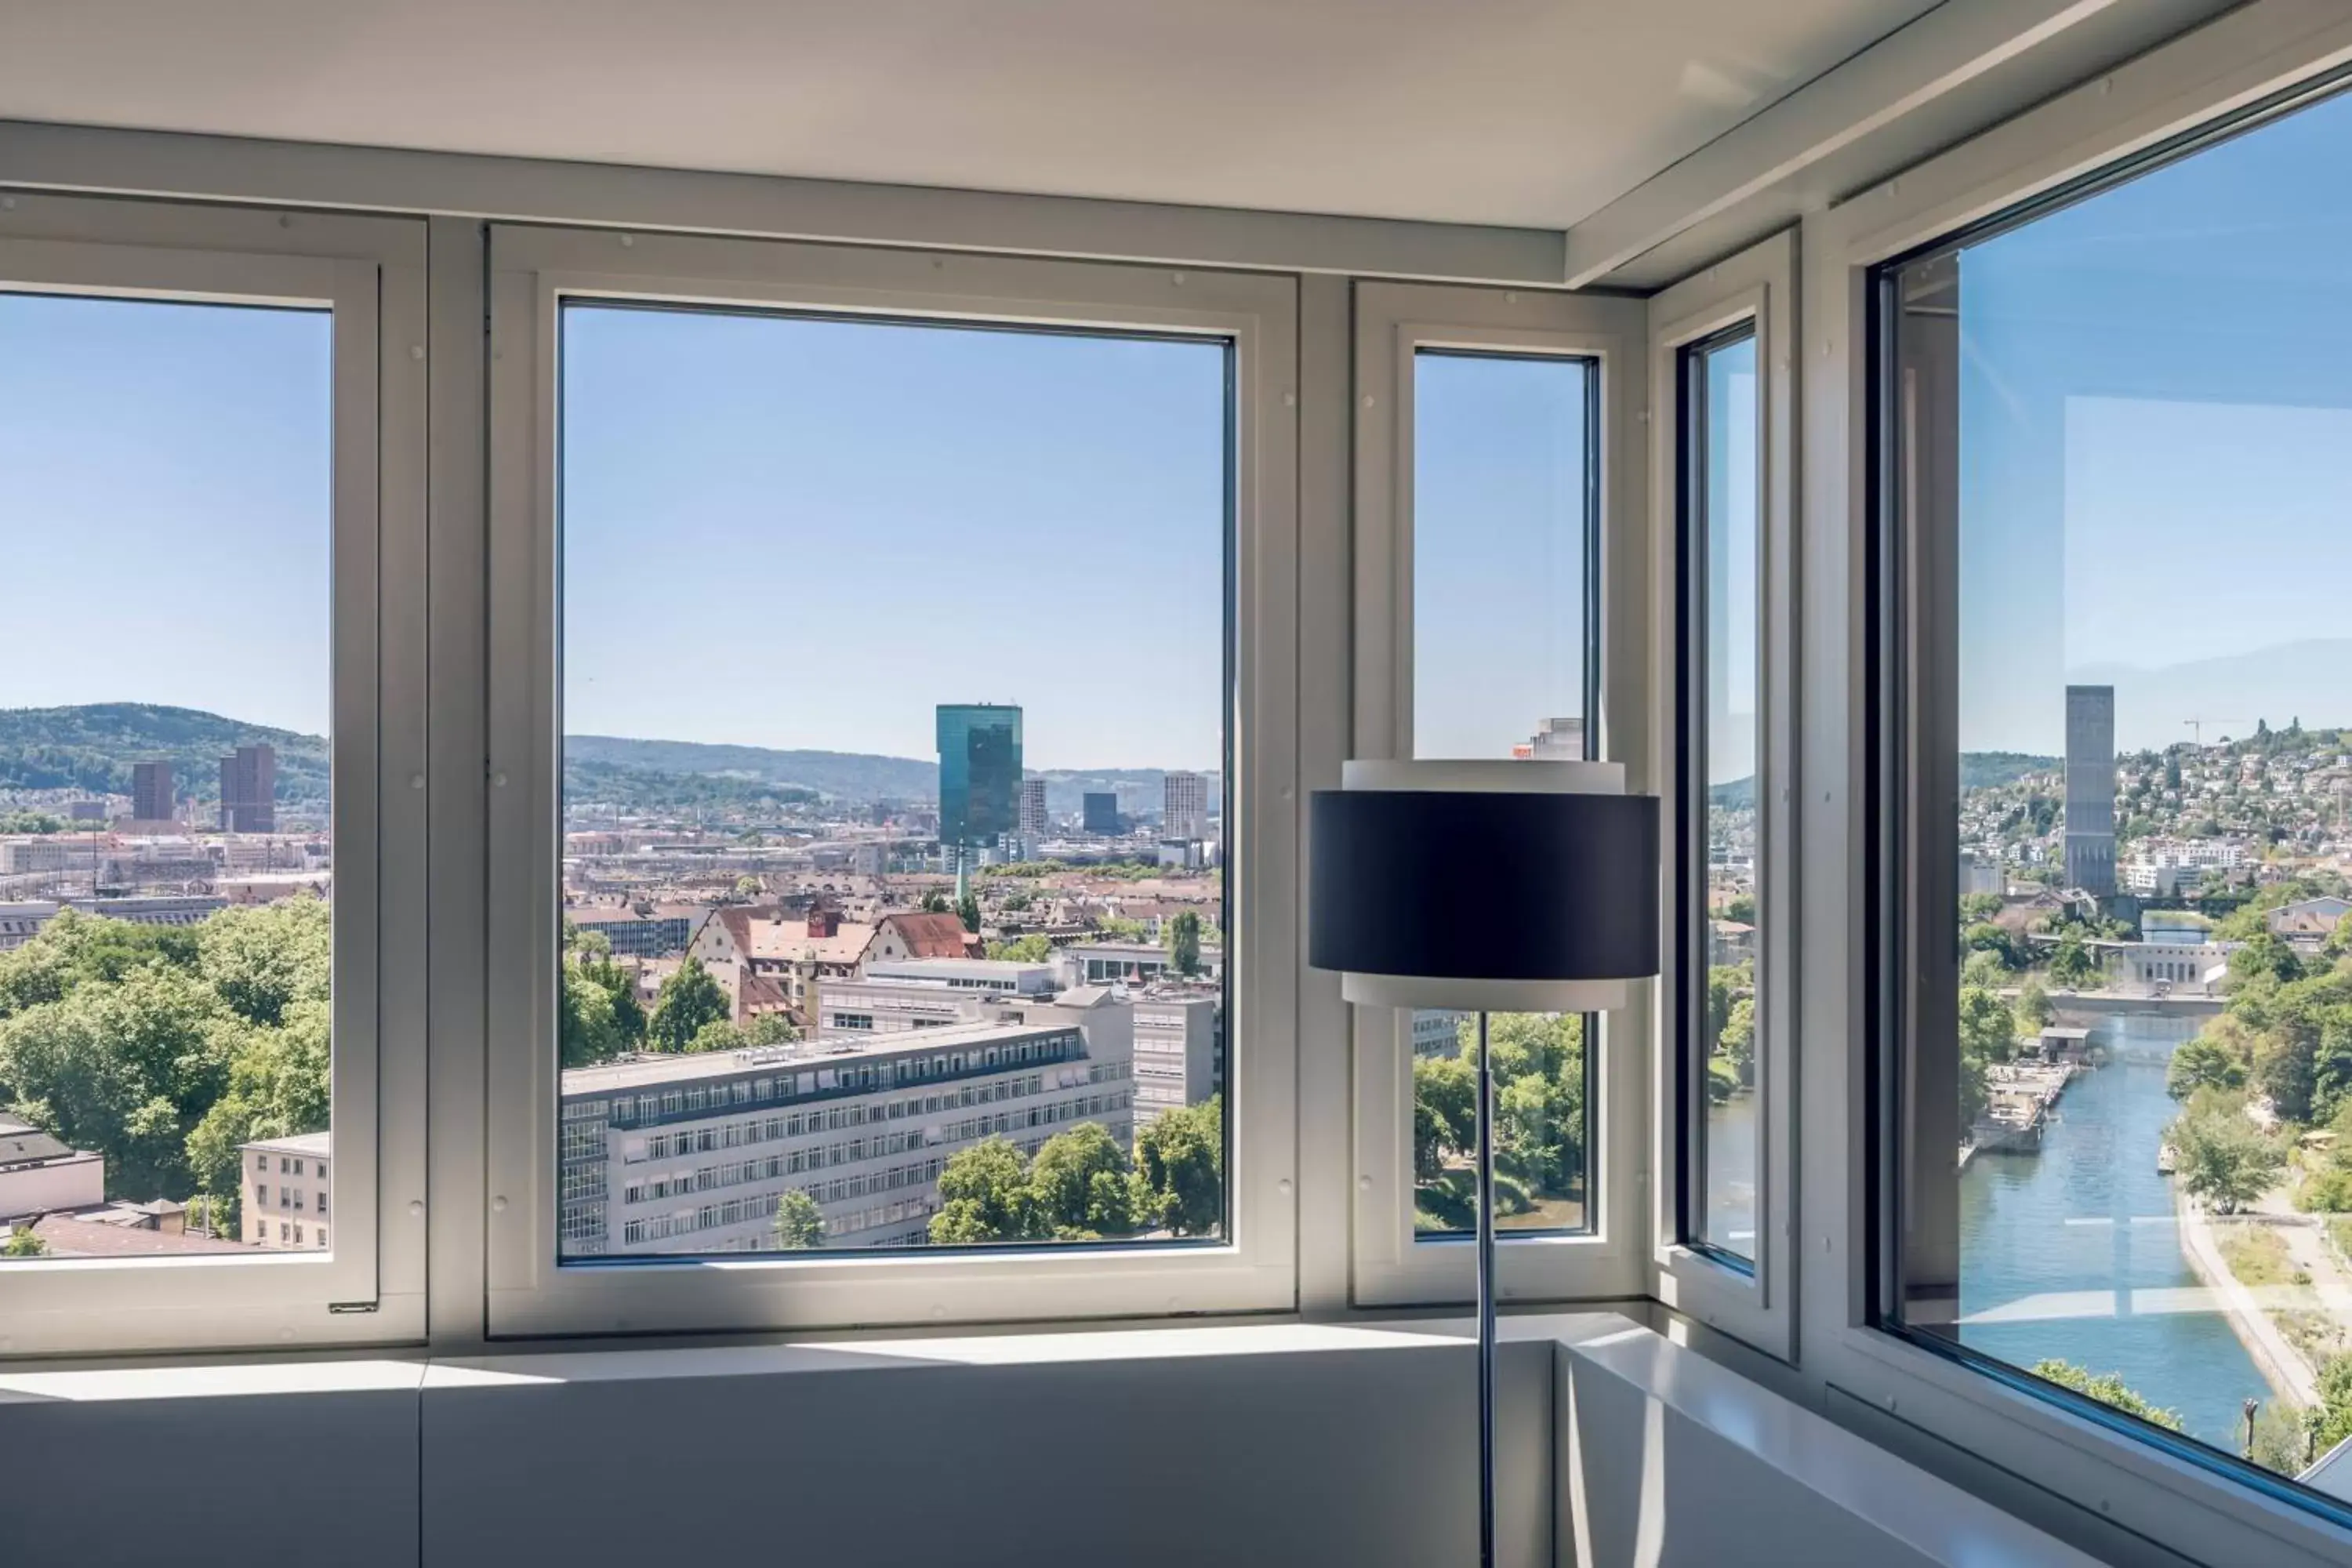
219;743;278;833
240;1131;331;1250
1162;770;1209;840
2063;684;2115;896
572;904;704;960
1082;791;1120;834
936;703;1022;889
131;760;174;823
1018;776;1049;836
557;1016;1132;1255
1130;989;1221;1124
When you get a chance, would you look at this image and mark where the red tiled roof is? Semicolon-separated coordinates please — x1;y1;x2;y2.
879;911;978;960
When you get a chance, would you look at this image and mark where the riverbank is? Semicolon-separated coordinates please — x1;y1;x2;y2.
2174;1186;2318;1409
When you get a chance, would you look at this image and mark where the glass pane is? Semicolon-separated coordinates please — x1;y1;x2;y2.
1891;87;2352;1498
1410;349;1595;1236
1696;332;1760;1260
1411;1011;1586;1236
0;292;336;1264
1412;351;1591;763
557;303;1229;1259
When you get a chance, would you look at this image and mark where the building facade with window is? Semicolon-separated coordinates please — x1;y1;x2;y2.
240;1131;330;1250
558;1018;1132;1255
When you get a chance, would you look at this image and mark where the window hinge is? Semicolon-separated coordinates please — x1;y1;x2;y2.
327;1300;380;1316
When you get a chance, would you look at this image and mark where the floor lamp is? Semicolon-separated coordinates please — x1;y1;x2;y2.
1309;759;1659;1568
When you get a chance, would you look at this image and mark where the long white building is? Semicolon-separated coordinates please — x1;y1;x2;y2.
559;1013;1133;1256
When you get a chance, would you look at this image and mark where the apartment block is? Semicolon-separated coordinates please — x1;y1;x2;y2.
240;1131;331;1250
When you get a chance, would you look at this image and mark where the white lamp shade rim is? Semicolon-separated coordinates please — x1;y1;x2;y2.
1339;974;1633;1012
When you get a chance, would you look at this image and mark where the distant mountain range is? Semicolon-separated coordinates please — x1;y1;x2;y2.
0;709;1214;816
0;704;329;808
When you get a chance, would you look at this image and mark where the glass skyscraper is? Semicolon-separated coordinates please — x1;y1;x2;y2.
937;703;1023;860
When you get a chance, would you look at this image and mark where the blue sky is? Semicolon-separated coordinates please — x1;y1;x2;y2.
9;80;2352;768
1413;350;1589;760
1958;85;2352;753
561;306;1226;770
0;295;332;734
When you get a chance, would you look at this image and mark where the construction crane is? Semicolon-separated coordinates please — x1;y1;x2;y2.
2183;717;2247;747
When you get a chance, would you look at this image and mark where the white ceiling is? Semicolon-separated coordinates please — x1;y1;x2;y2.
0;0;1945;230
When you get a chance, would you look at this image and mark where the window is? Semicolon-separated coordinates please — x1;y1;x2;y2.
1875;82;2352;1514
1679;326;1762;1264
1350;282;1644;1307
0;195;423;1356
1403;347;1598;1242
486;228;1295;1334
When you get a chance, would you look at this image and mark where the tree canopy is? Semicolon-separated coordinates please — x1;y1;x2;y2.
0;898;334;1225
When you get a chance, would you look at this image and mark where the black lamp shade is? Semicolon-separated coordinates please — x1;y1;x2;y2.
1308;789;1660;985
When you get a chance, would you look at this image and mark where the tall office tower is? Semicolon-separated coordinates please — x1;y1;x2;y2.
131;760;175;823
2063;685;2116;897
937;705;1022;894
1018;777;1049;836
219;743;278;833
1083;792;1120;835
1163;770;1209;840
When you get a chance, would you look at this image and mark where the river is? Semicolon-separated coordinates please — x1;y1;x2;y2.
1705;1011;2270;1447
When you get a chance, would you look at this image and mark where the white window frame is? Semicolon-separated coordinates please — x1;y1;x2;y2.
0;191;427;1356
483;224;1299;1338
1797;6;2352;1563
1348;281;1649;1307
1646;231;1796;1359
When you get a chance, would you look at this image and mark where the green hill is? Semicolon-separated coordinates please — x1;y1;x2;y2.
564;735;938;804
0;704;329;810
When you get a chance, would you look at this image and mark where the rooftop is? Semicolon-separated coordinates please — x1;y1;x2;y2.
241;1131;332;1158
27;1213;252;1258
561;1017;1081;1096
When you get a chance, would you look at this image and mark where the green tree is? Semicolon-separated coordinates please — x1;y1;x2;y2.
1718;997;1756;1078
985;934;1054;962
956;891;982;934
684;1014;797;1054
0;961;239;1200
2168;1089;2287;1214
1134;1094;1223;1236
2048;929;2096;989
919;890;951;914
1958;985;2017;1068
1413;1054;1476;1182
2165;1032;2247;1101
1724;894;1758;924
929;1136;1044;1243
1029;1122;1134;1237
1163;909;1203;977
648;958;729;1053
771;1189;826;1250
2229;932;2305;988
185;996;329;1203
2012;978;2053;1036
2;1227;45;1258
2031;1359;2186;1431
1094;915;1147;942
1964;922;2021;971
196;895;332;1027
2314;1353;2352;1454
558;960;630;1067
1959;891;2005;925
